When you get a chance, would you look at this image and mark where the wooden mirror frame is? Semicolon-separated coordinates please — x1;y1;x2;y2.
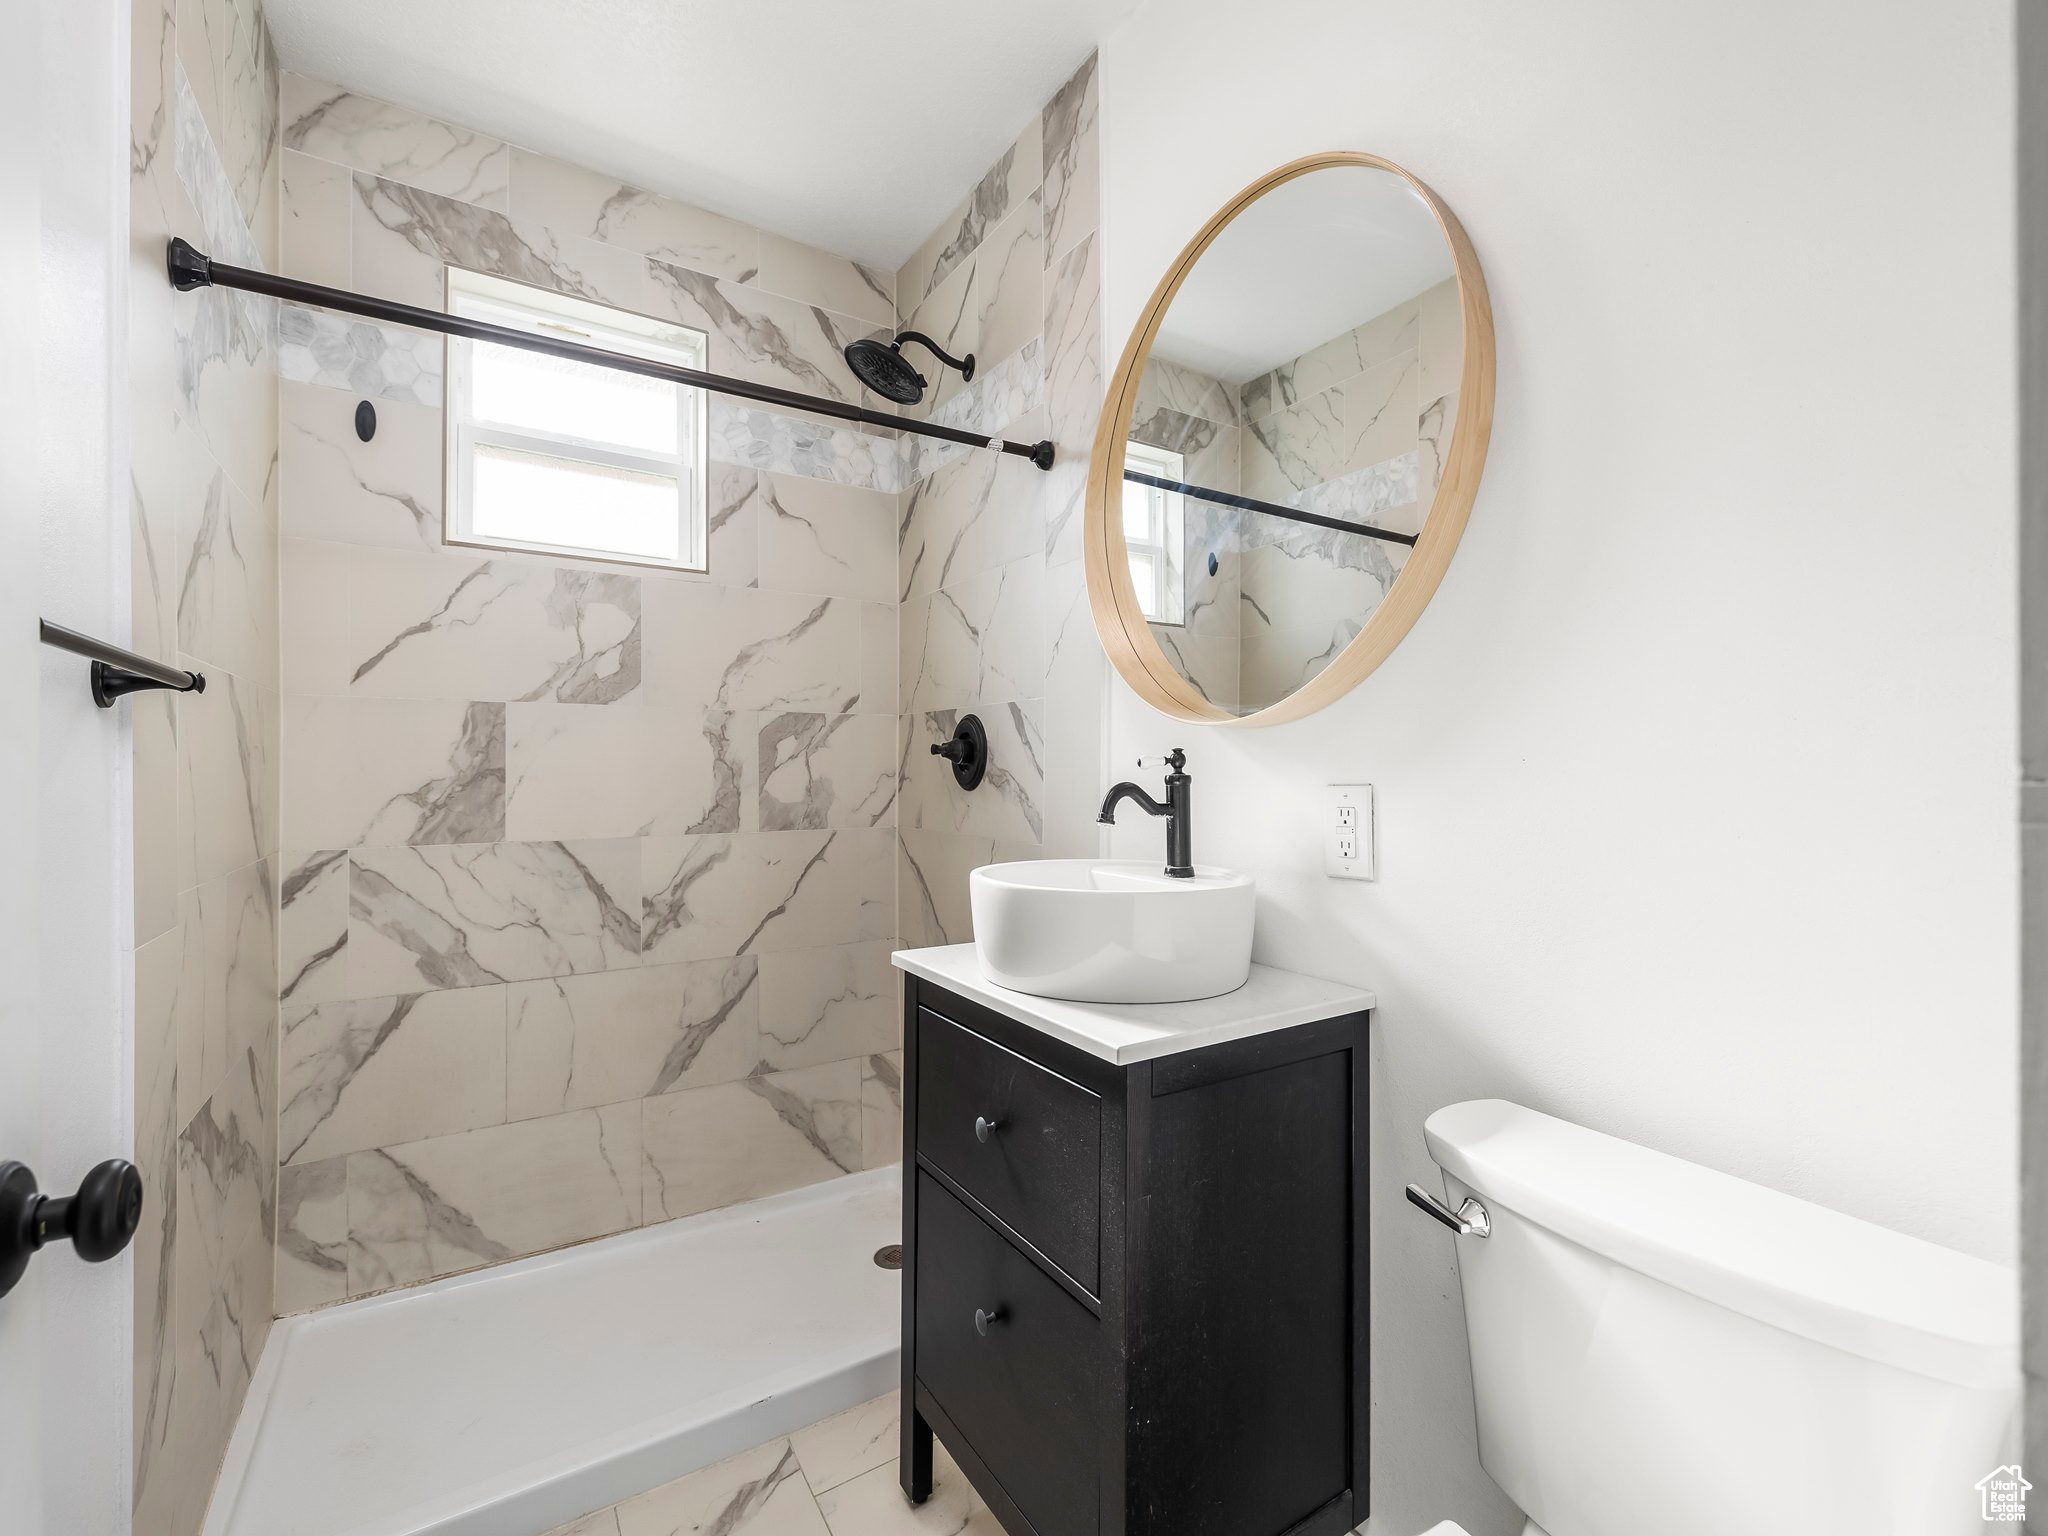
1085;151;1495;727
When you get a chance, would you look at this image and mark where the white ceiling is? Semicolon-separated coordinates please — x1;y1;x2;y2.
263;0;1134;270
1151;168;1455;384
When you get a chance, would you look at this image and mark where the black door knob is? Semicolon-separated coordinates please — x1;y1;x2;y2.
0;1158;144;1300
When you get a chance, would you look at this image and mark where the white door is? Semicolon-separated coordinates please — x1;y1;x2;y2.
2;1;139;1532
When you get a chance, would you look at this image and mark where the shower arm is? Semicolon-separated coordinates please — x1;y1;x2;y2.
164;239;1053;472
893;329;975;382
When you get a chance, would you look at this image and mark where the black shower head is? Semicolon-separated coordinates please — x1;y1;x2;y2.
844;330;976;407
845;338;927;404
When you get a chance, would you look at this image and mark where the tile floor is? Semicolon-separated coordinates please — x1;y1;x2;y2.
543;1391;1002;1536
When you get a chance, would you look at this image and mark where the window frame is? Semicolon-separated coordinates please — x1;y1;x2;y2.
444;266;712;573
1123;439;1188;626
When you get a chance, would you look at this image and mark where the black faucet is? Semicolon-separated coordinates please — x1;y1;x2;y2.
1098;749;1194;878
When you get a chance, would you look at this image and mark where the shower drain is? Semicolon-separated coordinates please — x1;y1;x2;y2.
872;1244;903;1270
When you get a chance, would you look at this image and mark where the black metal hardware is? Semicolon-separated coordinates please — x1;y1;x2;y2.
974;1306;1004;1336
0;1159;144;1299
974;1115;1000;1143
987;437;1056;472
843;339;925;403
873;1244;904;1270
355;399;377;441
40;620;205;709
165;235;211;290
1122;468;1418;547
931;713;989;791
896;330;976;385
1099;747;1194;878
843;331;977;407
1207;551;1219;577
167;239;1054;473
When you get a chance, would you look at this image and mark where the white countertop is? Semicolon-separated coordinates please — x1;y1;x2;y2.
892;944;1375;1065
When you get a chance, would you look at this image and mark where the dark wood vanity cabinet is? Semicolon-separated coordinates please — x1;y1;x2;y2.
898;972;1371;1536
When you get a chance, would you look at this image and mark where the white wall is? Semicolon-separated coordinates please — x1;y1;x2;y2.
16;0;136;1530
2022;0;2048;1475
1096;2;2017;1530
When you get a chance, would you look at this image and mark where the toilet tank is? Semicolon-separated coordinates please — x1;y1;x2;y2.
1423;1101;2017;1536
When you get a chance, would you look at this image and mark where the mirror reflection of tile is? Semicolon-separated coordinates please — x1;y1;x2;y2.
1129;275;1462;714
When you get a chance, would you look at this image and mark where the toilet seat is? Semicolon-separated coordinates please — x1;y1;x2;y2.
1421;1522;1548;1536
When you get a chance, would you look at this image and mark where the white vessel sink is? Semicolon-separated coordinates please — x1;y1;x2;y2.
968;859;1255;1004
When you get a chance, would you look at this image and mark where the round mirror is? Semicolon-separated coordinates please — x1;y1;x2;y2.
1086;153;1494;725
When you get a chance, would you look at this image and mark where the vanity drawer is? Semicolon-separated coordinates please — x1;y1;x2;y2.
915;1007;1101;1292
915;1172;1100;1536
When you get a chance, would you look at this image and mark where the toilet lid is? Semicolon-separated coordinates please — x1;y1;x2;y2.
1421;1525;1473;1536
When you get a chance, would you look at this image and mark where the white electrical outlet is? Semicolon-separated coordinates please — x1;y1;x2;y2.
1325;784;1375;880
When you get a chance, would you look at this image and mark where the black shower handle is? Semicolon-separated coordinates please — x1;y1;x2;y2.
930;714;988;791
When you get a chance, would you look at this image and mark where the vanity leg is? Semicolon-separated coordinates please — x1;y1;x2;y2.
902;1407;934;1503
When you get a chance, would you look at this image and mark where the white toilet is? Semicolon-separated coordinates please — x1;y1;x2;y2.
1411;1100;2019;1536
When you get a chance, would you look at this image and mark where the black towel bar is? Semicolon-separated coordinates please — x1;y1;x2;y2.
38;620;205;708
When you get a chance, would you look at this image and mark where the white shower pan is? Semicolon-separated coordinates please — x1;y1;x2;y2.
205;1167;901;1536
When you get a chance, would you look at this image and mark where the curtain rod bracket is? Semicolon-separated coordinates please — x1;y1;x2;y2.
91;662;205;708
40;620;205;708
167;237;212;291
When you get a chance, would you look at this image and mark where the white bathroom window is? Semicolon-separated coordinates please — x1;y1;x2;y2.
445;268;710;571
1123;440;1186;625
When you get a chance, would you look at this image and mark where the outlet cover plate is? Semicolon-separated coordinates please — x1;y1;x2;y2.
1325;784;1375;880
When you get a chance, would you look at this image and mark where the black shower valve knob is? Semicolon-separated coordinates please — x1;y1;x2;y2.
930;714;989;791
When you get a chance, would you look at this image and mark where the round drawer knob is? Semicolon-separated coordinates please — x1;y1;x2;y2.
974;1115;1000;1143
974;1306;1005;1337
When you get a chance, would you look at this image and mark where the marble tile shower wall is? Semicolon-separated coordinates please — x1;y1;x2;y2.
271;75;915;1313
895;54;1107;948
130;0;281;1532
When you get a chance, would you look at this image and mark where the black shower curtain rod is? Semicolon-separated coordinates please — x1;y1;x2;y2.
1120;470;1419;548
165;239;1055;472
